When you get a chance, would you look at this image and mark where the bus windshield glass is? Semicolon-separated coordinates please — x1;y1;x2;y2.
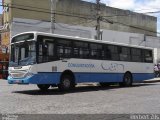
10;41;36;67
11;33;34;43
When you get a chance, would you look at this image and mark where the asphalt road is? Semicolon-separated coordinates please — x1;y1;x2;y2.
0;79;160;119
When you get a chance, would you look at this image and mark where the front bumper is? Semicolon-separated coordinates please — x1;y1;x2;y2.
8;75;32;84
8;72;61;85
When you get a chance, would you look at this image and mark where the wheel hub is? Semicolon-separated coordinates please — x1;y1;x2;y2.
63;79;71;88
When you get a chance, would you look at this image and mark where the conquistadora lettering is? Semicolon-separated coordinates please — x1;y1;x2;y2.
68;63;95;68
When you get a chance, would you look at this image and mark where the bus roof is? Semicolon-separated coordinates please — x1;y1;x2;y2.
13;31;153;50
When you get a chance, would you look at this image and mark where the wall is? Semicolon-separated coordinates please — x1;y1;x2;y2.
11;18;159;47
10;18;160;64
11;18;92;38
3;0;157;36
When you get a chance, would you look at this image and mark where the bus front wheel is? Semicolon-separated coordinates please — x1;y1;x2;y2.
58;74;75;91
37;84;50;91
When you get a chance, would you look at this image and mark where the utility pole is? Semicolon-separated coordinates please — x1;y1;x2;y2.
50;0;57;33
96;0;101;40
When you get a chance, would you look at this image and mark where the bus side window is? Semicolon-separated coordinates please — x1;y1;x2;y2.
45;41;55;61
73;47;79;58
119;47;131;61
57;45;63;58
43;43;48;55
74;41;89;59
106;45;119;61
39;42;48;62
57;39;72;59
39;44;43;56
131;48;142;62
143;50;153;63
90;43;102;59
105;46;111;60
37;36;55;63
38;43;43;63
64;46;72;58
47;42;54;56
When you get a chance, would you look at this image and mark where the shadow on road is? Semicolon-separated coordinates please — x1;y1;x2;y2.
12;83;157;95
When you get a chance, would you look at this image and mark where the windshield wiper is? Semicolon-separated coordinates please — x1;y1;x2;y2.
19;56;36;66
9;61;18;67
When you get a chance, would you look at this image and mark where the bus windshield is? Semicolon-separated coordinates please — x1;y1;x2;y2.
10;41;36;67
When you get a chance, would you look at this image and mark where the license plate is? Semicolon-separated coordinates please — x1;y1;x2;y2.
15;80;21;83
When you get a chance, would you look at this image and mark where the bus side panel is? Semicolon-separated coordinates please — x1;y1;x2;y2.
75;73;124;83
89;73;123;83
74;73;90;83
132;73;154;82
29;72;61;84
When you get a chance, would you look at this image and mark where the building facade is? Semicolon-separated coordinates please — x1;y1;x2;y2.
2;0;157;36
1;0;160;65
0;15;3;26
0;13;9;79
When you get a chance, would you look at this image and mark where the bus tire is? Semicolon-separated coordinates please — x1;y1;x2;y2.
99;82;110;87
120;72;132;87
58;74;75;91
37;84;50;91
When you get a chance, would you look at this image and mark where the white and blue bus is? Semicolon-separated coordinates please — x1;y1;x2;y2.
8;31;154;91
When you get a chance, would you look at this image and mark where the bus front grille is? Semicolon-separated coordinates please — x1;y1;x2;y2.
10;72;26;78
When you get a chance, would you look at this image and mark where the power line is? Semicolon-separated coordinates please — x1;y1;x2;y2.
0;1;146;20
0;1;94;19
0;3;159;35
2;0;160;16
113;20;160;35
72;19;95;26
55;22;92;33
102;13;131;18
1;1;157;20
1;1;158;18
144;11;160;14
0;4;95;20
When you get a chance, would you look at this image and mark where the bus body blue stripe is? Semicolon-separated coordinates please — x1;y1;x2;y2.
75;73;123;83
132;73;154;82
8;72;154;84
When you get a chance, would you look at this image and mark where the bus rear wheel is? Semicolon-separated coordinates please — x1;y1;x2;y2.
58;74;75;91
37;84;50;91
120;73;132;87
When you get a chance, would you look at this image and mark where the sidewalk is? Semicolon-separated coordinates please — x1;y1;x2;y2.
144;77;160;83
0;79;7;81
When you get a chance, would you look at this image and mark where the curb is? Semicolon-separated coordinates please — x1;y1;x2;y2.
144;79;160;83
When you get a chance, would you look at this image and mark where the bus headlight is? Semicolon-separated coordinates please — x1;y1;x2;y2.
24;72;34;78
8;73;12;78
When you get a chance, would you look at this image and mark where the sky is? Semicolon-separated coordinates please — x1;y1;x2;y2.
84;0;160;34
